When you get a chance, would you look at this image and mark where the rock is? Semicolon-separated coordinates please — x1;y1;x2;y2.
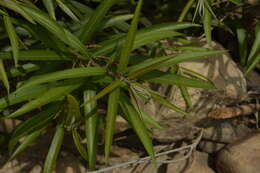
198;140;225;154
166;151;216;173
216;132;260;173
141;38;247;121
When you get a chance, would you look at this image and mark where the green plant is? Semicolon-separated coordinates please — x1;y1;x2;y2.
0;0;228;172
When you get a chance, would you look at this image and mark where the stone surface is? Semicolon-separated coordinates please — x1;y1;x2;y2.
167;151;215;173
141;39;247;121
216;132;260;173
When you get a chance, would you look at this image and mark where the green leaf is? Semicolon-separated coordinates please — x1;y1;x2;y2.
203;6;212;46
56;0;79;22
72;129;88;161
132;83;190;117
127;55;175;77
9;63;40;77
119;93;155;160
13;18;68;53
43;124;65;173
0;0;35;23
81;80;123;107
139;70;215;89
0;83;52;110
78;0;118;43
43;0;56;20
248;23;260;64
179;85;193;109
236;26;248;66
159;50;227;68
7;82;82;118
9;102;62;152
10;129;43;159
101;14;133;29
3;14;19;66
117;0;143;72
140;110;162;129
64;94;82;130
246;53;260;74
0;50;71;61
93;22;199;57
84;90;100;170
0;60;10;93
178;0;195;22
19;4;91;58
228;0;242;5
104;88;120;162
150;90;190;117
20;67;106;89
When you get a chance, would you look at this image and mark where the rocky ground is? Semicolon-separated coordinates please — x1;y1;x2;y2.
1;39;260;173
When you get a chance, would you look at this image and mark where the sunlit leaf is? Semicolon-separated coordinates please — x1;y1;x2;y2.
72;129;88;161
3;14;19;66
118;0;143;72
0;0;35;23
43;0;56;20
104;88;120;162
43;124;65;173
56;0;79;22
140;70;215;89
84;90;100;170
21;67;106;89
93;22;199;57
10;129;43;159
119;93;155;160
7;82;82;118
0;60;10;93
9;102;62;152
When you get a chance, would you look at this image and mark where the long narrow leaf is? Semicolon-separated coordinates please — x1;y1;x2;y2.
9;102;62;152
133;83;190;117
104;88;120;162
43;0;56;20
10;129;43;159
9;63;40;77
84;90;100;170
43;124;65;173
19;4;91;58
72;129;88;161
119;93;155;160
20;67;106;89
0;0;35;23
78;0;118;43
118;0;143;72
203;6;212;46
140;70;215;89
248;23;260;64
7;82;82;118
81;80;122;107
3;14;19;66
246;53;260;74
0;50;71;61
236;26;248;66
56;0;79;22
159;50;227;68
0;60;10;93
93;22;199;57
